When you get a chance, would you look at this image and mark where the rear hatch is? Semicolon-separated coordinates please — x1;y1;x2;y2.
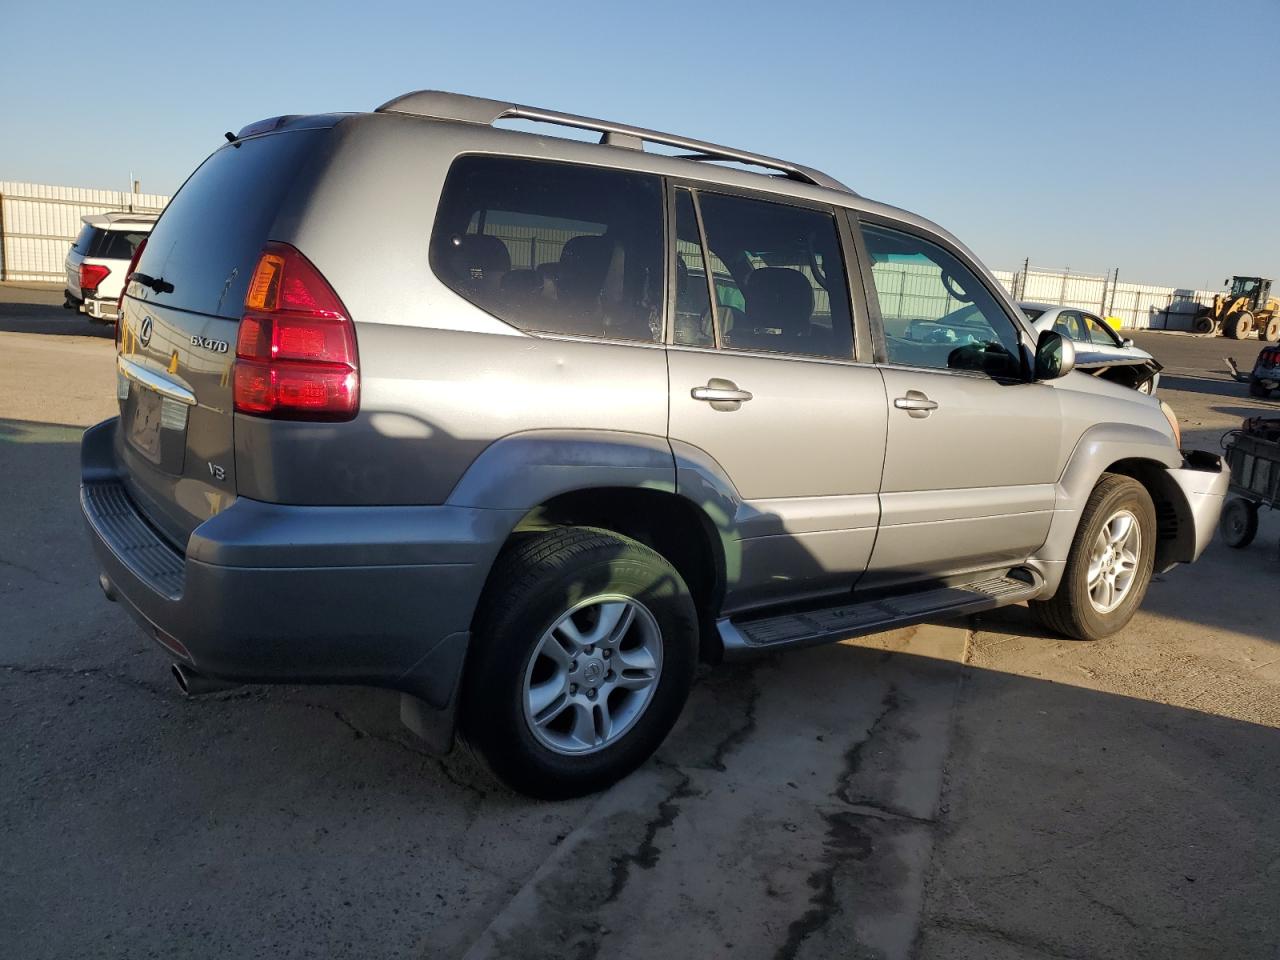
115;124;332;548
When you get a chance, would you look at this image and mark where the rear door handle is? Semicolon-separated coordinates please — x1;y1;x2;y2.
692;380;753;404
894;391;939;418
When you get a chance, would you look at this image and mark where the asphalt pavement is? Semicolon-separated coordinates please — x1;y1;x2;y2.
2;290;1277;959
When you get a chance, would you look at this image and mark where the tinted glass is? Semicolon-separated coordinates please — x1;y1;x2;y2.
862;223;1022;378
1021;306;1045;322
1053;310;1087;341
431;156;664;342
135;129;326;318
71;225;96;255
92;229;149;260
695;193;853;360
673;189;713;347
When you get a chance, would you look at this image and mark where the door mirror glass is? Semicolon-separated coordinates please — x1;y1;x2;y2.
1035;330;1075;380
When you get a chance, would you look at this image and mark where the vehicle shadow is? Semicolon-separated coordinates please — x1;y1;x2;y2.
1159;374;1253;398
0;299;113;338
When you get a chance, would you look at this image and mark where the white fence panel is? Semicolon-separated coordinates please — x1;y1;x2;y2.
0;181;168;282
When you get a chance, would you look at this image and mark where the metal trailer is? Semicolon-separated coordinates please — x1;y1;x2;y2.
1220;418;1280;550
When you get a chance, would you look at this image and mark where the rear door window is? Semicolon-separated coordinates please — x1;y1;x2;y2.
1054;310;1087;341
686;191;854;360
431;156;664;342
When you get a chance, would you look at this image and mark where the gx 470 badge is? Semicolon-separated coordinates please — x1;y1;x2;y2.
191;335;230;354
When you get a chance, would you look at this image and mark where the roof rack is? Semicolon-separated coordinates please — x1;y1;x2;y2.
375;91;856;195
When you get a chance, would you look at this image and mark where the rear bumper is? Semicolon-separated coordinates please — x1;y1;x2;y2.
83;297;118;322
1250;368;1278;387
80;418;517;710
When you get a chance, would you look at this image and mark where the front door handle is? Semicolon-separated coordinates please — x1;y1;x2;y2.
894;391;939;418
692;379;753;407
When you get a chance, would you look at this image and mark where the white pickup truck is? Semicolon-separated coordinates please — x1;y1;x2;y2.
64;212;156;323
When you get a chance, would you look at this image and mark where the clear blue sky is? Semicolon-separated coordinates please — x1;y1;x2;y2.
3;0;1276;289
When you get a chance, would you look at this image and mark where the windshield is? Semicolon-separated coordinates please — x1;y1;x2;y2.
1230;277;1258;298
1021;307;1046;322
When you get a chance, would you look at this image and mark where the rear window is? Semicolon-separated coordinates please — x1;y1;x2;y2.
71;224;96;254
134;129;325;317
430;156;664;342
91;229;148;260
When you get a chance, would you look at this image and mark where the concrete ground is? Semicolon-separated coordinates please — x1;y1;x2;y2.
2;289;1277;959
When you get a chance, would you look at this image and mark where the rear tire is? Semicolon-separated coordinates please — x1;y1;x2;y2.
1030;475;1156;641
1193;313;1215;334
461;526;698;799
1219;498;1259;549
1250;378;1273;399
1264;315;1280;343
1225;311;1255;339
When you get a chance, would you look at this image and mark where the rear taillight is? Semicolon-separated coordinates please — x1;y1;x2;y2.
80;263;110;293
233;242;359;421
117;237;148;312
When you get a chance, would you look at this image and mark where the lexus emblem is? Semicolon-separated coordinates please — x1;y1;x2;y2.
139;316;153;348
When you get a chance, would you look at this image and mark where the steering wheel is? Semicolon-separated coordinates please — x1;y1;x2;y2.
940;270;972;303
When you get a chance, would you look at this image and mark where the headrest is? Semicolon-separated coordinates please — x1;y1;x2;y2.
745;268;814;335
445;233;510;285
560;235;611;275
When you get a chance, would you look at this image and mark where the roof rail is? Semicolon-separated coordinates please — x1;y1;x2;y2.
375;90;856;195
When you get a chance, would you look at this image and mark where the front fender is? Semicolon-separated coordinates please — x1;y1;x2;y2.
1029;422;1182;594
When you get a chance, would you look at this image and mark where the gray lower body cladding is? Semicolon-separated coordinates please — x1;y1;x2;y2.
80;418;512;707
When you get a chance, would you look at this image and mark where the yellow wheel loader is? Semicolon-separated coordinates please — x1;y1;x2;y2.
1194;276;1280;341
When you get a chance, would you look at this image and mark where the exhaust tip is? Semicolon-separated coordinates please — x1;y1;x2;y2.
171;662;239;697
98;573;117;602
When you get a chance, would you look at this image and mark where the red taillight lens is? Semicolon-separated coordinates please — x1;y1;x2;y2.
118;237;148;307
80;263;110;293
233;242;359;421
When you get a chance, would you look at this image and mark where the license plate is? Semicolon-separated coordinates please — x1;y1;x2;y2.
128;386;164;464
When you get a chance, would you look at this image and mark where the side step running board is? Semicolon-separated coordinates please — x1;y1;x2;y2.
718;571;1043;659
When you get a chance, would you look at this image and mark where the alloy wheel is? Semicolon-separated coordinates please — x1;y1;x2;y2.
521;595;663;756
1087;509;1142;613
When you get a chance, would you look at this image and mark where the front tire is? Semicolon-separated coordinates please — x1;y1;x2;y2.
1225;311;1255;339
1031;475;1157;641
461;527;698;799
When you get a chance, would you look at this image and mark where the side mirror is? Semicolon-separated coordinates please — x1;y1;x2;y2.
1122;337;1134;348
1034;329;1075;380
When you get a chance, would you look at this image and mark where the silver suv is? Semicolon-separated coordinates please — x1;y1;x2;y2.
82;92;1228;798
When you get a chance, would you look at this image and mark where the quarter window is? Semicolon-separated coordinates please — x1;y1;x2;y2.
431;156;664;342
689;192;853;360
861;223;1023;379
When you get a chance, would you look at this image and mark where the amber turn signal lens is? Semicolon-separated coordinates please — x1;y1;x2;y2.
245;253;285;311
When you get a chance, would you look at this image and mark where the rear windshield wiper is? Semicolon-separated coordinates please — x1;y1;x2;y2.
130;272;174;295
